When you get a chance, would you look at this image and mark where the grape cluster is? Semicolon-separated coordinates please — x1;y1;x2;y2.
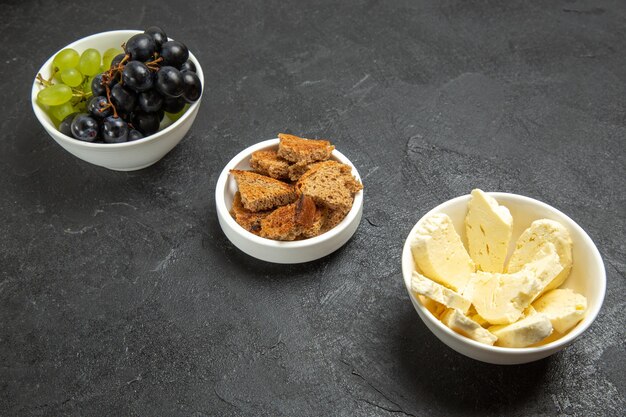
36;27;201;143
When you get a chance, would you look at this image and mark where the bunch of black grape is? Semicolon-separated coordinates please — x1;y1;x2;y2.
61;26;202;143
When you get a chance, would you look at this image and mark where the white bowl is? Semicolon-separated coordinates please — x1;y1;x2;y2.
401;192;606;365
31;30;203;171
215;139;364;263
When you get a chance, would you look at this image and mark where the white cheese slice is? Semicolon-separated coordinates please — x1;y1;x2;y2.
464;270;542;325
466;306;490;327
532;288;587;334
470;313;490;328
419;295;447;319
507;219;573;291
412;271;471;313
529;330;563;347
519;242;564;301
489;313;553;348
441;308;497;346
465;189;513;273
410;213;475;292
523;305;537;317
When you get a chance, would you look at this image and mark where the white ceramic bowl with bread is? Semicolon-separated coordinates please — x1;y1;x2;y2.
216;138;363;263
31;30;203;171
401;192;605;365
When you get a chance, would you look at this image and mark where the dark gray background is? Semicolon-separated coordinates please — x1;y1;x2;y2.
1;0;625;416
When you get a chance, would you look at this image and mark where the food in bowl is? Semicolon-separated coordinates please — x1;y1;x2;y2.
409;189;587;348
229;134;363;241
34;26;201;143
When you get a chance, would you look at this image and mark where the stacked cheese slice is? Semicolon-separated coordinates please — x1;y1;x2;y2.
410;189;587;348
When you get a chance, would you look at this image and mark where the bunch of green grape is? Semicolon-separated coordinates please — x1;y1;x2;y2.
36;47;122;125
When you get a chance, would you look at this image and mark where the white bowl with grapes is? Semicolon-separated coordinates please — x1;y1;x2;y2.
31;28;203;171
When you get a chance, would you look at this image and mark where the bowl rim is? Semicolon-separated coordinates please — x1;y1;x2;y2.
31;29;203;149
402;191;606;355
215;138;364;249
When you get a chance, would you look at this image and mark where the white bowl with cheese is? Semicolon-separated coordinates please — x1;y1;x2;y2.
401;192;606;365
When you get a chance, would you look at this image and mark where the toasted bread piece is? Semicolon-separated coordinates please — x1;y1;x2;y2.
230;192;271;235
294;193;317;229
277;133;335;164
301;207;325;238
287;161;311;181
259;205;300;241
296;161;363;211
320;206;350;233
260;195;318;241
250;150;290;180
230;170;297;212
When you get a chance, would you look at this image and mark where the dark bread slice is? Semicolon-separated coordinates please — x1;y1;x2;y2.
230;192;271;235
320;206;350;233
287;161;311;181
300;206;324;238
295;161;363;211
260;195;317;241
250;150;290;180
230;170;297;212
277;133;334;164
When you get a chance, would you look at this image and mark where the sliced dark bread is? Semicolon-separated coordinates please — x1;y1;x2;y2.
300;206;325;238
250;150;290;180
260;194;318;241
277;133;334;164
295;161;363;211
230;169;297;212
287;161;311;181
320;206;350;233
230;192;271;235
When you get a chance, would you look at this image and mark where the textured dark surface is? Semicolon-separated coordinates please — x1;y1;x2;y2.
1;0;625;416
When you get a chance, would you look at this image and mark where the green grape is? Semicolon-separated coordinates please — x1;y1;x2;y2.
60;68;83;87
50;101;75;121
103;48;122;68
84;75;95;93
37;84;73;106
53;70;63;83
74;100;88;113
165;105;189;122
78;48;101;76
53;49;79;71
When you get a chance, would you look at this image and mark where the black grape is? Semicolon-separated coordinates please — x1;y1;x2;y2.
110;53;126;68
138;89;164;113
160;41;189;68
131;111;161;135
87;96;112;119
110;84;137;114
59;113;78;137
71;113;99;142
162;96;186;113
91;73;106;96
145;26;168;49
125;34;157;62
155;66;184;97
128;129;144;141
122;61;154;92
180;60;196;73
102;116;129;143
181;71;202;102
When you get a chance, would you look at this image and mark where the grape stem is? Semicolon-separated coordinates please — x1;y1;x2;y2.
104;83;118;118
146;57;164;71
36;71;57;88
101;54;131;118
